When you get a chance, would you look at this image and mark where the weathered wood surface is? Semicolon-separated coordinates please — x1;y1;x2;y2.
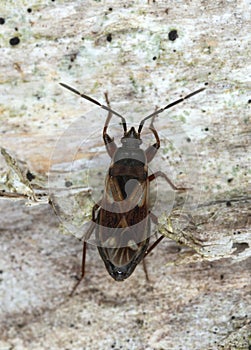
0;1;250;349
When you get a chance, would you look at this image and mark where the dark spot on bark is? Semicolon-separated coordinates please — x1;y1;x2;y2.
9;37;20;46
26;171;36;181
106;33;112;42
168;29;178;41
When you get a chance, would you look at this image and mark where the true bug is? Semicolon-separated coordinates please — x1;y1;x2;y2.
59;83;205;294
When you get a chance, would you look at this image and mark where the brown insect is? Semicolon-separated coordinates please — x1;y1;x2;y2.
59;83;205;294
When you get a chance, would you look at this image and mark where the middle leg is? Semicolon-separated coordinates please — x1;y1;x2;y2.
148;171;190;191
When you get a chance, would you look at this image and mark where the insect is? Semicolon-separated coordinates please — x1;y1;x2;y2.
59;82;205;294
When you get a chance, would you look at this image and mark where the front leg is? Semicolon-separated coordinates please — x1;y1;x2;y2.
145;116;160;163
103;92;118;158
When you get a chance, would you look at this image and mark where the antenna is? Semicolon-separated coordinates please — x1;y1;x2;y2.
59;83;127;132
138;87;205;134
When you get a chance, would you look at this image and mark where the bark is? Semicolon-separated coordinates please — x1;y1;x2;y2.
0;1;250;349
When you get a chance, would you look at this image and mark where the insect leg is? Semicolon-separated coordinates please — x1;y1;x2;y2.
69;203;101;296
144;235;165;257
103;92;118;158
142;258;150;282
69;241;87;297
145;116;160;163
69;221;97;297
142;235;165;280
141;212;166;279
148;171;190;191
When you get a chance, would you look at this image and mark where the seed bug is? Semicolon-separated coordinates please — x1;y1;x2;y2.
59;82;205;294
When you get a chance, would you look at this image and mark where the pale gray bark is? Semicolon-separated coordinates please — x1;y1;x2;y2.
0;1;250;349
